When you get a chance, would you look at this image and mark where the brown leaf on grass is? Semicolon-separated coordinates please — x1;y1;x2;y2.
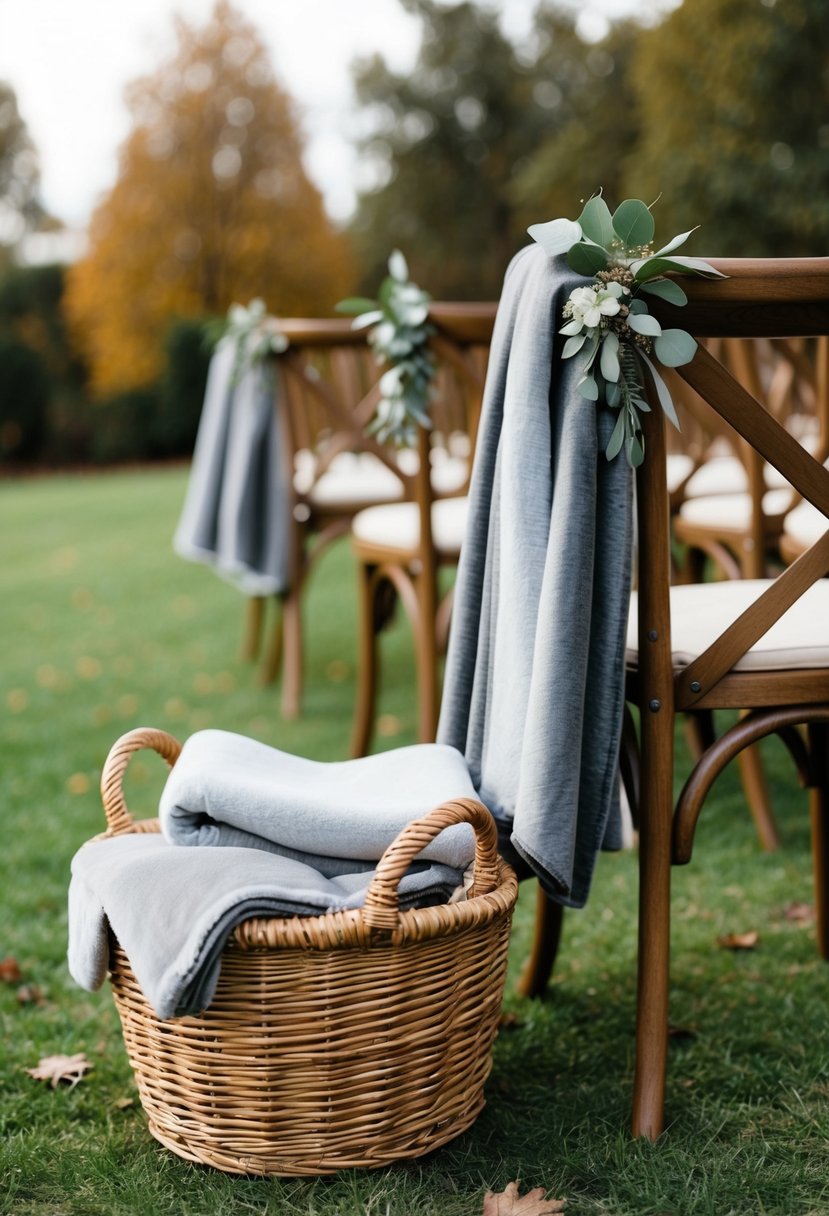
113;1096;134;1110
16;984;45;1006
0;957;22;983
26;1053;93;1089
784;901;814;923
483;1181;566;1214
717;930;759;950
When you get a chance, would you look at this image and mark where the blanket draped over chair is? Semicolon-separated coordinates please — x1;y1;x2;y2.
172;338;292;596
437;244;634;908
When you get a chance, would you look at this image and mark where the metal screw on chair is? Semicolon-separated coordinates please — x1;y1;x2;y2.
690;680;701;693
648;630;658;642
649;699;661;712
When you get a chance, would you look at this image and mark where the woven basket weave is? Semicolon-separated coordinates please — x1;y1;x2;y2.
96;727;518;1176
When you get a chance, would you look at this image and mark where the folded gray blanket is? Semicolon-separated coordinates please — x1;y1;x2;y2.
69;834;464;1018
158;730;477;873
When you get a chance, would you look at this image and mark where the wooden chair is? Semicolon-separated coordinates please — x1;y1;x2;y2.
349;305;490;756
517;258;829;1139
247;318;470;717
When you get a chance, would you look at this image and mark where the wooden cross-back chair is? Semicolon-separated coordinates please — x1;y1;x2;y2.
349;304;491;756
507;258;829;1139
248;318;471;717
618;257;829;1138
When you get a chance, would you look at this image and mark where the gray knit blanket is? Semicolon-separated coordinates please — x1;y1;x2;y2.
437;245;633;908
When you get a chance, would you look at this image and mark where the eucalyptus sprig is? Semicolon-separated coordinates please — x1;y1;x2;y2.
336;250;435;448
204;298;289;386
529;192;725;467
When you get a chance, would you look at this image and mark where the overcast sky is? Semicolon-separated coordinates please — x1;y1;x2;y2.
0;0;674;233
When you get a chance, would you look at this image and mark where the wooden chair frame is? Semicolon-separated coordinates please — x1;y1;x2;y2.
628;257;829;1138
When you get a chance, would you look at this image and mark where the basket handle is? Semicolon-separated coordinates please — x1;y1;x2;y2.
361;797;499;931
100;727;182;834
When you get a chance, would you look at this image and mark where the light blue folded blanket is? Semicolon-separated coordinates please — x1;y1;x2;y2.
68;731;479;1017
159;730;477;872
69;835;464;1018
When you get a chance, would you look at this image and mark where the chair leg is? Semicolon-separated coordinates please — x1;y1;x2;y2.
515;884;564;998
350;564;379;758
808;721;829;960
240;596;266;663
280;591;303;719
259;598;283;686
735;736;781;853
414;600;439;744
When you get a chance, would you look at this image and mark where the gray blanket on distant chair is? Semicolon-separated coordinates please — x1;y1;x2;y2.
437;245;633;908
173;338;292;596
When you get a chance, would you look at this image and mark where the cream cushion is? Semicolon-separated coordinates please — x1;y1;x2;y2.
684;456;747;498
295;450;467;507
351;496;469;555
627;579;829;671
666;453;695;495
677;488;793;531
782;501;829;549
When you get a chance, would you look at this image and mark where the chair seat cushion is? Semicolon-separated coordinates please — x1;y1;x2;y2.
295;450;468;508
683;455;747;498
627;579;829;671
666;453;695;495
677;487;793;530
352;496;469;555
783;500;829;548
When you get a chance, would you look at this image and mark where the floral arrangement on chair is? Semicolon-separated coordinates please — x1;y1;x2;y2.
336;250;435;447
529;192;725;467
205;297;289;386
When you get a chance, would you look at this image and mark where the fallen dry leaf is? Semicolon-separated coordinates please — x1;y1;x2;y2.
483;1181;566;1214
113;1096;134;1110
26;1053;93;1089
717;930;759;950
784;901;814;923
16;984;45;1006
0;957;22;983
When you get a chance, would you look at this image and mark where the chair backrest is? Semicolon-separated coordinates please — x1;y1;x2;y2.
639;258;829;714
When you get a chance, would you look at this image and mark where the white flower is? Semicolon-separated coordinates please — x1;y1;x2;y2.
567;284;622;330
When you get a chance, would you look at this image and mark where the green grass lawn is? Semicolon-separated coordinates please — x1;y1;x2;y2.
2;466;829;1215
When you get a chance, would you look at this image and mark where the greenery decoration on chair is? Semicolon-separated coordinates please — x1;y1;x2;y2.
204;298;289;385
336;251;435;447
529;193;725;467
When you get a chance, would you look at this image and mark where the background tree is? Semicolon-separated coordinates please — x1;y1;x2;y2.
623;0;829;256
0;82;46;267
65;0;353;397
508;13;643;237
349;0;551;298
348;2;647;299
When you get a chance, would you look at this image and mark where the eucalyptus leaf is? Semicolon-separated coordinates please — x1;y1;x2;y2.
351;309;385;330
527;217;583;257
560;318;584;336
562;334;587;359
335;297;379;315
605;408;627;461
577;194;615;250
632;254;725;281
639;278;688;306
578;374;599;401
611;198;655;248
600;331;620;382
567;241;610;277
638;349;681;428
388;249;409;282
628;312;663;337
626;432;645;468
654;328;698;368
628;298;648;314
652;227;698;258
606;379;622;408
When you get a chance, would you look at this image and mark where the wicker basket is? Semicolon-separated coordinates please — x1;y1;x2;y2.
96;727;518;1176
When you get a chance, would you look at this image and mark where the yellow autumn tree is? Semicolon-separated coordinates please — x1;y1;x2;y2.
65;1;353;396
